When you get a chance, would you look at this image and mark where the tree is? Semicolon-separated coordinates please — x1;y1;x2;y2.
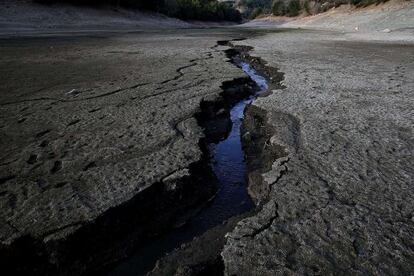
271;0;285;16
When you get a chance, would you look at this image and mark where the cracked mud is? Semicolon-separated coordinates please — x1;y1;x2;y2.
222;31;414;276
1;26;413;276
0;30;256;275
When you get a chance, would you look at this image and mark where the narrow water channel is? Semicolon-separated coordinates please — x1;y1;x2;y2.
109;61;268;276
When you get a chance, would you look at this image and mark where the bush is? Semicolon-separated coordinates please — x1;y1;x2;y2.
270;0;390;18
272;0;300;17
239;0;272;18
271;0;285;16
351;0;388;7
33;0;242;22
249;7;263;19
286;0;300;16
34;0;162;9
303;0;310;14
168;0;241;21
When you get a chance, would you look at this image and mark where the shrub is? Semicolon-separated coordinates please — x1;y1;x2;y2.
33;0;242;22
271;0;301;17
271;0;285;16
239;0;272;18
352;0;388;7
303;0;310;14
249;7;263;19
179;0;241;21
286;0;300;16
33;0;163;9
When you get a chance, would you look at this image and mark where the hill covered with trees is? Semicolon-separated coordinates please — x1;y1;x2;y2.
237;0;390;19
34;0;242;21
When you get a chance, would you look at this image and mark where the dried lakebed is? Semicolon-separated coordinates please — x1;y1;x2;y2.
1;28;414;276
0;31;283;275
110;42;271;275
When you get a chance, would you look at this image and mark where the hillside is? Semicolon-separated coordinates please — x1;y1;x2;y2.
236;0;412;19
0;0;190;36
243;0;414;42
283;0;414;32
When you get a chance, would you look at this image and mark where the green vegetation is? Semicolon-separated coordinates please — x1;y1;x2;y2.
351;0;388;7
303;0;310;14
164;0;242;21
238;0;272;18
33;0;242;22
33;0;391;21
271;0;285;16
286;0;300;16
249;7;263;19
270;0;300;17
268;0;390;17
34;0;165;9
239;0;302;18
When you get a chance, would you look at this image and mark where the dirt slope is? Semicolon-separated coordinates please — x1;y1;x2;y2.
246;0;414;41
0;0;190;36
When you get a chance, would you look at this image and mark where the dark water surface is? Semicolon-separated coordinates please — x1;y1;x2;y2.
109;62;268;276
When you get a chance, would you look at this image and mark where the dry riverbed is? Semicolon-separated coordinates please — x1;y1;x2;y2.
0;21;413;276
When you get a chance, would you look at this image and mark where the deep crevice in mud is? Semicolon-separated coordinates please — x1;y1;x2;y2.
1;66;252;276
108;46;263;276
145;40;288;275
219;39;289;203
0;39;286;276
220;41;285;91
1;159;218;276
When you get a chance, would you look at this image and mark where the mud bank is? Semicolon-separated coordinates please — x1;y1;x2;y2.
219;40;287;204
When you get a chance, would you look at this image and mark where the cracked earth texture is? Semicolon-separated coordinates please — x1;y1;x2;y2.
223;29;414;275
0;29;252;274
1;25;414;276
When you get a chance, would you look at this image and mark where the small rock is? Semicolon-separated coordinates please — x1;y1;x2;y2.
50;160;62;174
27;154;38;165
66;89;80;96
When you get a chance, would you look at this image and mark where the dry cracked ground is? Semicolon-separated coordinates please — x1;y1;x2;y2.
223;30;414;275
0;27;413;275
0;29;253;275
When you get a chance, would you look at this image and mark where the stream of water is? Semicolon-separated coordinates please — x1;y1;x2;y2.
109;61;268;276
